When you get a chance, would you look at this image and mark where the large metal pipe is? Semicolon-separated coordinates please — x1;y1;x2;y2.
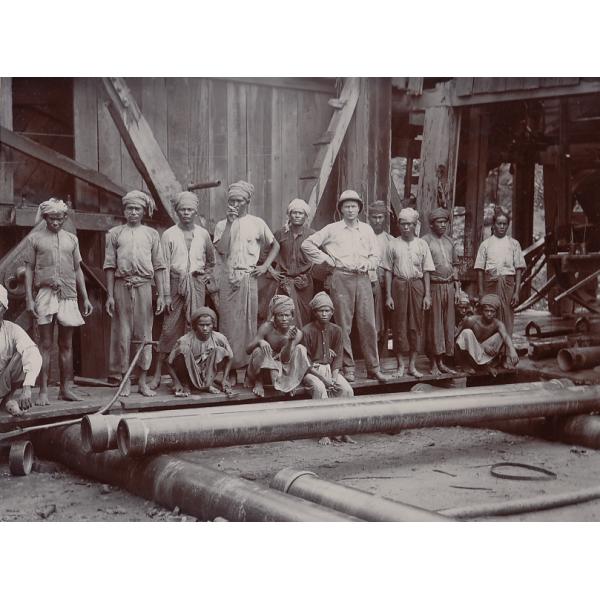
85;379;568;453
34;425;360;522
116;383;600;457
528;336;600;360
557;346;600;371
548;414;600;448
271;468;451;522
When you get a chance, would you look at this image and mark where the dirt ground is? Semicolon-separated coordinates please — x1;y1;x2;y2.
2;424;600;521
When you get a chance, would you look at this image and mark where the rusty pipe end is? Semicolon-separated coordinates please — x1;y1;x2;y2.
557;349;575;372
271;468;318;494
81;414;113;453
116;418;148;457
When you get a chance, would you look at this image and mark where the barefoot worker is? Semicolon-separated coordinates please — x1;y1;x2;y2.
421;207;460;376
300;291;355;446
150;191;216;390
167;307;236;398
383;207;435;378
455;293;519;374
103;190;166;397
24;197;93;404
0;284;42;416
245;295;311;398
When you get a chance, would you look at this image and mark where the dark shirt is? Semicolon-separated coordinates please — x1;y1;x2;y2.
274;225;315;277
301;321;343;373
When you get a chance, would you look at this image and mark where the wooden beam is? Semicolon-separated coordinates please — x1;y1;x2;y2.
0;78;13;205
306;77;360;226
416;105;460;234
0;125;126;197
211;77;335;95
13;206;125;230
101;77;180;222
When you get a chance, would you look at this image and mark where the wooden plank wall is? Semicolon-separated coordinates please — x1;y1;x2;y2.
455;78;581;98
73;77;335;234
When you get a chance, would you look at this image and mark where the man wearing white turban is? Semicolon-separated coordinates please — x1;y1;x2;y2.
149;191;217;390
104;190;166;397
0;285;43;416
24;197;93;403
213;180;279;374
383;206;435;378
258;198;315;327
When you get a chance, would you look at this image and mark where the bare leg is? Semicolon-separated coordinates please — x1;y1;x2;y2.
58;325;85;402
37;321;53;405
138;370;156;397
408;352;423;378
438;358;457;375
119;375;131;397
430;356;442;377
149;353;166;390
252;380;265;398
319;436;333;446
395;354;405;378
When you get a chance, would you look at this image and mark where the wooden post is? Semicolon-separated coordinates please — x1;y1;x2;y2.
417;104;460;234
512;161;536;299
0;77;13;204
463;107;489;274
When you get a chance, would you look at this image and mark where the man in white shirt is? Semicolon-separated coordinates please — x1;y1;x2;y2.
302;190;388;383
150;191;216;389
0;284;42;416
213;181;280;373
474;210;525;335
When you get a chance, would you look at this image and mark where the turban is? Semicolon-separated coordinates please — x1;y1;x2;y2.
269;295;295;319
35;197;69;224
227;181;254;202
191;306;217;328
122;190;156;218
0;284;8;310
173;191;199;212
398;207;420;223
480;294;501;311
287;198;310;216
457;291;471;306
368;201;387;216
309;291;334;311
429;207;450;223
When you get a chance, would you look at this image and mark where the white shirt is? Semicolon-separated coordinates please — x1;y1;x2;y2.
161;225;215;277
0;320;42;387
474;235;526;277
370;231;394;282
301;220;380;272
382;237;435;279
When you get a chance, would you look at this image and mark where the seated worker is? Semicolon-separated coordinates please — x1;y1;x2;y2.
167;307;236;398
300;291;355;446
245;295;311;398
0;284;43;416
455;293;519;374
455;290;474;338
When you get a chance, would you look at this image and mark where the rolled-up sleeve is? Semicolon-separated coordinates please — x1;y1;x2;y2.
301;227;331;265
474;239;487;270
103;230;117;271
14;327;42;387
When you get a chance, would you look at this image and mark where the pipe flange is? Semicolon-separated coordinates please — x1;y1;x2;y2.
490;462;557;481
575;317;590;334
271;468;318;493
525;322;542;338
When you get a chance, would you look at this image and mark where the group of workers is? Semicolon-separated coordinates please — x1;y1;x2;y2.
0;180;524;432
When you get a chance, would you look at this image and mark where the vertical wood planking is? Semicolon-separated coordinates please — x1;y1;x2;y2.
0;77;13;204
73;77;99;211
208;80;228;226
97;88;122;213
226;82;248;203
189;78;211;224
142;78;168;157
166;77;191;189
269;87;283;227
373;78;392;207
280;88;298;229
354;78;370;206
120;78;144;190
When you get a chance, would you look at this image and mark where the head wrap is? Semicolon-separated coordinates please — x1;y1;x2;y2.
309;291;334;311
0;284;8;310
368;201;387;216
35;197;69;224
429;207;450;223
398;207;420;224
191;306;217;328
457;291;471;306
337;189;363;213
227;181;254;202
173;191;199;212
480;294;501;311
122;190;156;218
269;295;295;319
287;198;310;216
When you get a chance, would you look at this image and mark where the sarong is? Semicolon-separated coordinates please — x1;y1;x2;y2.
302;364;354;400
0;353;24;400
456;330;504;365
246;344;311;393
34;287;84;327
170;346;227;391
391;277;424;353
258;273;314;327
426;280;455;357
483;274;515;335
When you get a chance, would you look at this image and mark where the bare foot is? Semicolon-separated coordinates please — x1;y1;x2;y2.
395;364;405;378
208;385;220;394
5;399;24;416
318;436;332;446
243;375;253;389
139;383;157;397
119;378;131;397
59;384;85;402
340;435;356;444
408;365;423;378
439;362;457;375
252;381;265;398
148;374;162;390
488;366;498;377
174;385;190;398
35;391;50;406
430;364;442;377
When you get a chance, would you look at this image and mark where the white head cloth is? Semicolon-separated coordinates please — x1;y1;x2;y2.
35;197;69;224
398;207;420;223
